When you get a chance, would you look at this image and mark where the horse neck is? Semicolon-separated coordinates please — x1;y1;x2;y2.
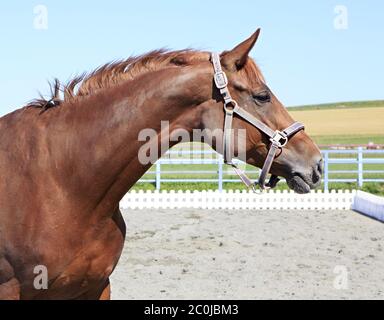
51;65;211;214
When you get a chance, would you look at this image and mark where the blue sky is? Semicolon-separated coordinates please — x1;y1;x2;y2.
0;1;383;116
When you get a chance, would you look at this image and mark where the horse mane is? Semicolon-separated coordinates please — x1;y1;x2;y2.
27;48;264;112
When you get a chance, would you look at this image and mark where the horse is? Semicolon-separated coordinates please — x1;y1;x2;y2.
0;29;322;299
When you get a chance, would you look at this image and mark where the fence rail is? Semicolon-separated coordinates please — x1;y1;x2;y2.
137;147;384;191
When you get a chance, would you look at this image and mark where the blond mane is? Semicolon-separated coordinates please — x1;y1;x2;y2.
27;49;264;112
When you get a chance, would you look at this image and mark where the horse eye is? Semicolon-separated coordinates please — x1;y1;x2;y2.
253;91;271;104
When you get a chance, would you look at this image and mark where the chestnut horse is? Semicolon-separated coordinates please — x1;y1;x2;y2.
0;30;322;299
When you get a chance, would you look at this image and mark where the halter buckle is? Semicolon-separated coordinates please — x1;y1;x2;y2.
270;130;288;148
214;71;228;89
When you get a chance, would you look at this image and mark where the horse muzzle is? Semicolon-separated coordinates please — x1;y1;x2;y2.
285;157;323;194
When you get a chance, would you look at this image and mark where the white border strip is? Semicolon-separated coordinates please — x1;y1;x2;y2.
120;190;356;210
352;190;384;222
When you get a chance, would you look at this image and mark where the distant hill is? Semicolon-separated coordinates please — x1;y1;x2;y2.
287;100;384;111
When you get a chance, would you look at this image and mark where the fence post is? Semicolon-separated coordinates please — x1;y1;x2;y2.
323;151;329;192
156;161;161;190
358;147;363;188
218;155;223;192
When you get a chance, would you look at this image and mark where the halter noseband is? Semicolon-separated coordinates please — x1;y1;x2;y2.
211;52;304;191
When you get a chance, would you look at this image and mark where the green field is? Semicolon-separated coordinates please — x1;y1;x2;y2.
132;156;384;195
311;135;384;146
132;100;384;195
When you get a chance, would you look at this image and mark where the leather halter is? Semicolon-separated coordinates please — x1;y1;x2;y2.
211;52;305;191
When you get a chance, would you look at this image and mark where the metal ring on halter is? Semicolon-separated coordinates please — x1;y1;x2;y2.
270;130;288;148
223;99;237;115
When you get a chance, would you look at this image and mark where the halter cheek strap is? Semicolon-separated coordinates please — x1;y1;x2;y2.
211;52;305;191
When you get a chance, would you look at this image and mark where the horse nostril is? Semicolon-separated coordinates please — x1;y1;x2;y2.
316;158;323;175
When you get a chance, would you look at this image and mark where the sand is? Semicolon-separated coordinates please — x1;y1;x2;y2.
110;208;384;300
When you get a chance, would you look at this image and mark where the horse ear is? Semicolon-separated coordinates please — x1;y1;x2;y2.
222;28;261;71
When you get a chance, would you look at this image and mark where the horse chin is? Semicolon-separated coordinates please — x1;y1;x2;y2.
286;174;312;194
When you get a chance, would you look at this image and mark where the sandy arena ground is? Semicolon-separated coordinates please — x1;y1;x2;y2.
110;208;383;300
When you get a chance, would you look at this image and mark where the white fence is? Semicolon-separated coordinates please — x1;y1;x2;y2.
120;189;356;210
352;190;384;221
137;148;384;191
